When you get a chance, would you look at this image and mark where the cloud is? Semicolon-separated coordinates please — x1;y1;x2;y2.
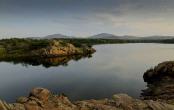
0;0;174;37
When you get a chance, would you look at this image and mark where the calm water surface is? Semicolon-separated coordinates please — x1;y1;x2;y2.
1;43;174;102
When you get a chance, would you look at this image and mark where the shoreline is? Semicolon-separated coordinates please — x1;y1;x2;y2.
1;87;174;110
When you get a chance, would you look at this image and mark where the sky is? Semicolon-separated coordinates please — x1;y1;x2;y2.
0;0;174;38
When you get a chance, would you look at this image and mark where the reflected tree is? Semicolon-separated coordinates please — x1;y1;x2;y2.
0;54;93;68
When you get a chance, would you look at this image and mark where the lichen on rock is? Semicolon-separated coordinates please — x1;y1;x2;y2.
32;40;96;57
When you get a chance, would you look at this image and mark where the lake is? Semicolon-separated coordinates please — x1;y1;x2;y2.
1;43;174;102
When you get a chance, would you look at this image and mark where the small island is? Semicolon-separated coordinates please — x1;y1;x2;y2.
0;38;96;59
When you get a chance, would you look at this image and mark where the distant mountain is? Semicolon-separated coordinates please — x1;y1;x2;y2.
28;34;73;39
89;33;138;40
89;33;118;39
44;34;73;39
28;33;174;40
120;35;140;40
89;33;174;40
139;36;174;40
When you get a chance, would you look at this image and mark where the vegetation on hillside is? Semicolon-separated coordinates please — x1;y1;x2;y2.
0;37;174;58
0;38;96;58
0;38;50;58
59;38;128;45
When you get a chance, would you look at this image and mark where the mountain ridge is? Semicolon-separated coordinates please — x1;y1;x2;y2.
44;34;73;39
89;33;174;40
29;33;174;40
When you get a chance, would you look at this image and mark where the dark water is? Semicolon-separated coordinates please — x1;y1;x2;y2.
1;43;174;102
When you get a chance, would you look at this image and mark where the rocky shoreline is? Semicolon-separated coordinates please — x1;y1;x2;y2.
1;87;174;110
1;61;174;110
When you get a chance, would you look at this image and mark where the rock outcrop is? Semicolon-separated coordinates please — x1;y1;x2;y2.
142;61;174;105
0;39;96;59
141;76;174;105
32;40;96;57
143;61;174;83
1;87;174;110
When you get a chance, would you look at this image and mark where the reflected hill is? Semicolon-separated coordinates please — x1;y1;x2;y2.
0;54;92;68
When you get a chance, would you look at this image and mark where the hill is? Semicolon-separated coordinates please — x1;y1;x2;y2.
89;33;174;40
89;33;139;40
44;34;73;39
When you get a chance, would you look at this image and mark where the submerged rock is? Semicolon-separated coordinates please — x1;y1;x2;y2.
1;88;174;110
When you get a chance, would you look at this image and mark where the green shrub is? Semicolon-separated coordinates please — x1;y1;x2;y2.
72;42;82;47
0;47;6;55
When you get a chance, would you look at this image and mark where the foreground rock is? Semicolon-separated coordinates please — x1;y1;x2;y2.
143;61;174;83
142;61;174;105
141;76;174;105
1;88;174;110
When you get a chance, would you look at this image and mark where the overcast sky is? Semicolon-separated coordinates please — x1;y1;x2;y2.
0;0;174;38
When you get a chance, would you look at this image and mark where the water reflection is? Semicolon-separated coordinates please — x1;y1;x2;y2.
0;54;92;68
1;43;174;102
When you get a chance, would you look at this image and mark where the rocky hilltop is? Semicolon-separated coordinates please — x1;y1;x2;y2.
32;40;95;57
